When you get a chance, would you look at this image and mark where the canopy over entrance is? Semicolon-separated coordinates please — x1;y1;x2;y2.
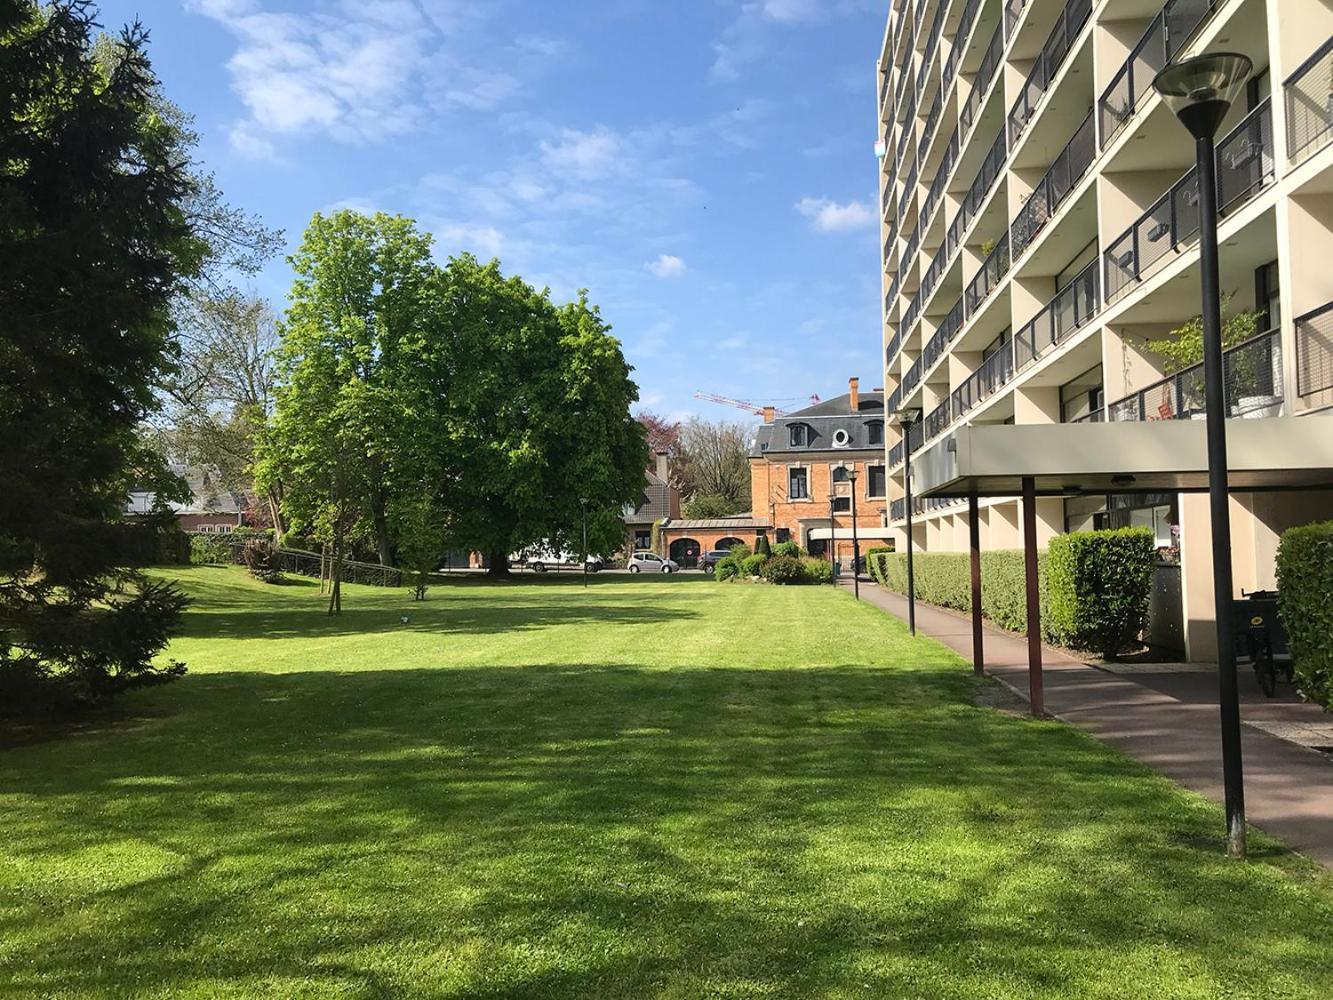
912;417;1333;499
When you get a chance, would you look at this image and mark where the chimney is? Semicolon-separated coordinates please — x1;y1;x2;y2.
848;377;860;411
654;450;669;481
762;405;775;424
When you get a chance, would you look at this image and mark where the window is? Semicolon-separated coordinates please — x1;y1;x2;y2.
1060;364;1104;423
1255;259;1279;332
789;423;809;447
634;530;651;550
868;465;886;498
789;466;809;499
832;465;850;483
833;497;851;513
776;528;790;543
832;427;851;447
867;420;884;445
982;327;1011;362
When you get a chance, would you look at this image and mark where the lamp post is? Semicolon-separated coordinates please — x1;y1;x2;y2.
827;491;837;583
1154;52;1253;860
894;407;922;635
846;467;861;601
579;497;590;590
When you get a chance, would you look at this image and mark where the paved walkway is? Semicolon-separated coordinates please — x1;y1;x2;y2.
843;579;1333;866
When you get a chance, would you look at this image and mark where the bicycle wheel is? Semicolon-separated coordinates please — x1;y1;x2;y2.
1256;659;1277;698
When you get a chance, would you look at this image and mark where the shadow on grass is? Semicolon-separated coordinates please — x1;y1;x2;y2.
3;664;1332;997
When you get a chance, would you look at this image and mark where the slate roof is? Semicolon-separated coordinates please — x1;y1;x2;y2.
751;390;886;457
623;467;678;524
659;515;771;531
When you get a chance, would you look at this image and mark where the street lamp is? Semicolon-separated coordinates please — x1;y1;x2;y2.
846;466;861;601
827;490;837;583
1154;51;1252;860
894;407;922;635
579;497;590;590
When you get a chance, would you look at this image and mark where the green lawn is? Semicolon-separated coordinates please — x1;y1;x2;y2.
2;566;1332;998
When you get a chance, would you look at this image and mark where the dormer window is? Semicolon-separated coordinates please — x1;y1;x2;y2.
867;420;884;445
789;423;810;447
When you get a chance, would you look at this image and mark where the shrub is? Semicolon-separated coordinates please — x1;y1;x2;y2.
761;554;806;585
772;540;802;559
1276;521;1333;708
801;556;833;585
725;541;751;561
740;553;768;577
242;538;283;583
754;534;772;557
715;556;740;582
1045;528;1153;657
873;549;1044;635
190;534;235;566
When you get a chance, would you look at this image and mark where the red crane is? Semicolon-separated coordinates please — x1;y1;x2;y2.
693;392;821;416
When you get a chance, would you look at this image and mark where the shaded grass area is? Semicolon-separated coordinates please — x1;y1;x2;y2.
2;567;1332;998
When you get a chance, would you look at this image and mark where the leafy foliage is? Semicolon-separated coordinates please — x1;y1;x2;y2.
754;534;771;558
740;553;768;577
1045;529;1153;657
190;534;236;566
1145;294;1261;374
772;540;802;559
760;554;806;585
682;492;744;519
395;499;448;601
241;537;282;583
800;556;833;585
1;0;194;713
715;556;740;581
869;550;1043;635
678;418;752;515
1276;521;1333;708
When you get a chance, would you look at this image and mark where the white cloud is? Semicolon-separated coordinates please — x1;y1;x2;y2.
540;127;623;179
795;196;875;232
710;0;873;82
647;254;687;278
432;221;505;260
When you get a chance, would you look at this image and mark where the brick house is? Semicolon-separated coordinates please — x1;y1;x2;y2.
623;452;680;554
125;467;246;533
657;515;773;568
750;378;893;564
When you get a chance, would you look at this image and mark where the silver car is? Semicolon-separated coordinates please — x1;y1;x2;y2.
627;552;679;574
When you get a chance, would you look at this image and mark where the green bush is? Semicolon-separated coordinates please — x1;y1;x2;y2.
1276;521;1333;708
1045;528;1153;657
761;554;806;585
242;538;283;583
801;556;832;585
872;549;1044;635
190;534;235;566
754;535;771;557
715;556;740;582
772;540;802;559
725;541;751;561
740;553;768;577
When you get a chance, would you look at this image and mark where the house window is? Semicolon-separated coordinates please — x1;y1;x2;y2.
867;420;884;445
833;497;851;513
776;528;790;543
1255;259;1279;332
789;466;809;499
868;465;886;498
789;423;809;447
832;465;850;483
634;530;651;550
1061;364;1104;423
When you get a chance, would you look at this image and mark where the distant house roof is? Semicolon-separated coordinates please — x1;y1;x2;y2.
752;390;886;457
660;515;771;531
623;466;679;525
125;466;246;518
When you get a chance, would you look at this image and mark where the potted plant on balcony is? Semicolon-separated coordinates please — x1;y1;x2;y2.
1146;295;1270;419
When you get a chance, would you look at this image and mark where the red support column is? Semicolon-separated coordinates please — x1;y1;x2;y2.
1021;476;1044;717
968;493;984;675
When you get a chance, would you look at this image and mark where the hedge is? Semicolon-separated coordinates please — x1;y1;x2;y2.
1276;521;1333;708
868;528;1152;654
740;553;768;577
1045;528;1152;657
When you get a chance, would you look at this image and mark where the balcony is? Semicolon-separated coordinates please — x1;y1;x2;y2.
903;353;923;396
886;382;903;416
964;230;1011;314
921;240;951;304
1285;38;1333;166
960;22;1004;140
1104;99;1273;303
1003;0;1027;40
902;225;922;273
958;127;1007;237
1296;302;1333;398
921;128;960;231
921;296;966;376
918;85;944;164
898;156;919;222
1014;258;1100;370
916;0;946;100
951;347;1014;421
942;0;983;102
1108;329;1283;421
1099;0;1221;148
890;497;906;521
885;327;903;367
1006;0;1092;147
903;288;923;336
1011;111;1095;259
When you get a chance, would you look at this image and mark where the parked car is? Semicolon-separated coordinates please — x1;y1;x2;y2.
700;550;733;575
524;550;605;573
627;552;678;574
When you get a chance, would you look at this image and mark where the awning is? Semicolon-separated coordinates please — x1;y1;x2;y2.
912;416;1333;498
806;526;896;541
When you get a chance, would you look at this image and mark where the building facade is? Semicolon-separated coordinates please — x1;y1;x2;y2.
623;452;681;555
877;0;1333;659
750;378;893;564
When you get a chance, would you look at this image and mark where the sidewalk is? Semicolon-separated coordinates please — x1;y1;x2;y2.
844;578;1333;866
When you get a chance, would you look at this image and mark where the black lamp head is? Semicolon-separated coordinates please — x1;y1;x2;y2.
1153;52;1252;141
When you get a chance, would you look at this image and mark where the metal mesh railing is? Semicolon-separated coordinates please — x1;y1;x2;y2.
1011;111;1095;258
964;230;1011;314
1006;0;1092;146
1217;99;1274;213
1108;329;1283;422
921;127;959;231
1014;259;1100;370
960;23;1004;139
950;347;1014;421
1296;302;1333;398
1285;38;1333;166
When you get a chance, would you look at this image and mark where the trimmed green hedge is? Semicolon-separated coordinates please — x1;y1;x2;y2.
1045;528;1153;657
740;553;768;577
868;528;1153;654
1276;521;1333;708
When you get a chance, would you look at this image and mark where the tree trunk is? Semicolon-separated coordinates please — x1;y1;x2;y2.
267;485;286;547
328;530;343;615
486;549;510;578
371;489;393;566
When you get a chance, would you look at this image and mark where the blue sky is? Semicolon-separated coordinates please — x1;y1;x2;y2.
98;0;887;422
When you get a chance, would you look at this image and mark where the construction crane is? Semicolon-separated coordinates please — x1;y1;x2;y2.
693;392;821;416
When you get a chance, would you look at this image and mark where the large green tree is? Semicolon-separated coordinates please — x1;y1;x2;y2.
0;1;195;711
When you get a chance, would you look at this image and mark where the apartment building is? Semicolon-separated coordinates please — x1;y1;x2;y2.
877;0;1333;659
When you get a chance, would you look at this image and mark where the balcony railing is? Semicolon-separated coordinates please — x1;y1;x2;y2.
960;23;1004;139
1071;408;1106;423
964;230;1011;314
898;156;919;222
959;127;1007;231
1014;258;1100;370
919;84;944;163
1108;329;1283;421
916;0;946;100
1285;38;1333;166
922;395;953;441
921;240;951;304
921;296;966;376
1006;0;1092;146
883;224;897;270
942;0;982;102
886;383;903;416
1296;301;1333;398
921;128;960;231
950;347;1014;421
902;224;921;273
890;497;906;521
1104;100;1273;302
903;288;923;334
1099;0;1220;148
1004;0;1027;40
903;353;924;395
1011;111;1095;258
